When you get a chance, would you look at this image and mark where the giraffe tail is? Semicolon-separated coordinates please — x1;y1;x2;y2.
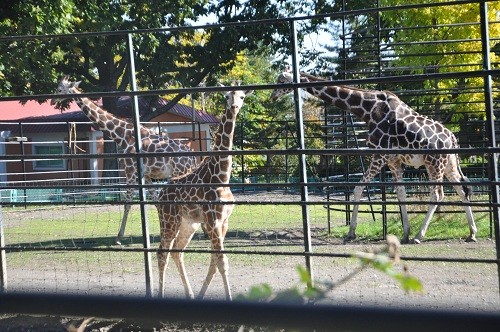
458;166;472;201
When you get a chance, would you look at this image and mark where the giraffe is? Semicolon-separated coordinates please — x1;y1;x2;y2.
270;70;476;244
51;76;197;245
156;87;252;300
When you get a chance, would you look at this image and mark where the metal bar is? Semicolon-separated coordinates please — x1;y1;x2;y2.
479;1;500;297
1;146;497;159
0;198;496;209
0;204;6;292
1;68;500;103
1;243;498;264
290;20;313;284
1;0;495;46
324;106;332;233
1;293;500;331
17;123;27;208
127;33;154;298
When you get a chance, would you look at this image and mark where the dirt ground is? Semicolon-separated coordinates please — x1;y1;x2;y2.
1;192;500;330
2;238;500;331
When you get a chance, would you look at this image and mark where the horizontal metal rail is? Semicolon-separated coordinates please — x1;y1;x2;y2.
1;245;498;265
1;293;498;332
0;147;498;160
0;0;493;42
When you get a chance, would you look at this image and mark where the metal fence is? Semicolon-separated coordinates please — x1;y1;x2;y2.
1;1;500;329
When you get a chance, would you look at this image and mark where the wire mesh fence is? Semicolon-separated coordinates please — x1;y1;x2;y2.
0;1;500;329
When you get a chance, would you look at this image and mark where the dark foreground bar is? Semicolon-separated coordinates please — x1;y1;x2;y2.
1;293;499;331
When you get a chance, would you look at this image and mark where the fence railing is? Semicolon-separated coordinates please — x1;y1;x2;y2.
0;1;499;327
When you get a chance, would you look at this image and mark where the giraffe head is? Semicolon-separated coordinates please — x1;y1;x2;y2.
224;88;253;115
50;76;82;108
270;69;296;101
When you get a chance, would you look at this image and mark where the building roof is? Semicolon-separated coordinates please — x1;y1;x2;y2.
0;100;91;134
0;100;84;121
115;96;219;124
0;97;219;134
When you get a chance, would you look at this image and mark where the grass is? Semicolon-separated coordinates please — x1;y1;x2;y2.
1;195;493;268
2;198;493;244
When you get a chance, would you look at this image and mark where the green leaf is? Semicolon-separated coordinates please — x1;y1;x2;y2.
271;287;305;304
394;274;424;293
235;284;273;302
296;265;312;285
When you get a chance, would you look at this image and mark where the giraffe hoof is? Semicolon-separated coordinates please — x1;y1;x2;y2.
412;238;421;244
114;238;122;246
465;236;477;243
344;234;357;243
400;237;410;245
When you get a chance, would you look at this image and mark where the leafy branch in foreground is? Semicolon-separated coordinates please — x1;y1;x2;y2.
236;235;422;304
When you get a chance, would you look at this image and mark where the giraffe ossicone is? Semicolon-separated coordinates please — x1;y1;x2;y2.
271;70;477;244
156;86;252;300
51;76;197;245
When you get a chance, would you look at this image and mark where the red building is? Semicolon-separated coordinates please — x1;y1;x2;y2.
0;98;218;202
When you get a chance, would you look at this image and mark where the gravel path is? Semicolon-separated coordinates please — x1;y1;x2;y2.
1;191;499;330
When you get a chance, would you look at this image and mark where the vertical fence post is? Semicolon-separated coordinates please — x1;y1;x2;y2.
0;131;7;292
479;1;500;294
0;204;6;292
127;33;154;297
290;19;314;283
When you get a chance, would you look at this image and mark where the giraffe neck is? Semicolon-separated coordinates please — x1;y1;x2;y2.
213;108;236;152
203;106;238;183
305;85;372;121
71;88;144;150
298;73;377;122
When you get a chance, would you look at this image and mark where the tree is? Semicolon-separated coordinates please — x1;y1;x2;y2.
379;0;500;122
0;0;296;178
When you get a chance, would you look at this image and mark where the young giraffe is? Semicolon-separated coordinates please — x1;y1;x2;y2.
156;87;252;300
51;76;197;245
270;70;476;244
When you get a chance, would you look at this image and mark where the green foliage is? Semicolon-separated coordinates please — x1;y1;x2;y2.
379;0;500;119
0;1;289;114
236;236;423;304
354;237;423;293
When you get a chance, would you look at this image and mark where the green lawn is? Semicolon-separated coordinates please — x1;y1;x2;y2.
2;196;492;247
0;196;494;272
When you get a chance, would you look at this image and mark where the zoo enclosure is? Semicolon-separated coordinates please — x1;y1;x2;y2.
1;0;500;324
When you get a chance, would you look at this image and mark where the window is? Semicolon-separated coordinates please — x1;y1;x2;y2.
33;144;65;170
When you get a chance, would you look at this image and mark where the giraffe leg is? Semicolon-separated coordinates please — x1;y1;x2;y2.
146;179;160;243
145;176;159;207
170;221;199;299
198;248;231;300
454;185;477;242
446;165;477;242
157;208;179;298
116;160;136;245
219;217;231;300
346;185;367;241
157;234;175;298
414;163;444;244
387;160;410;244
346;155;387;242
413;188;441;244
115;188;133;245
198;218;231;300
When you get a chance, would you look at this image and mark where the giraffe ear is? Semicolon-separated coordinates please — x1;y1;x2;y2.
73;81;82;88
245;90;254;96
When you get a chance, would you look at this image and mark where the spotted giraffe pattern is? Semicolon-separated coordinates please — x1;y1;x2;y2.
51;76;197;244
271;71;476;244
156;88;252;300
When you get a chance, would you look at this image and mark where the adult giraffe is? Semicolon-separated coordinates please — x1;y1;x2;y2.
156;87;252;300
270;70;476;244
51;76;197;245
